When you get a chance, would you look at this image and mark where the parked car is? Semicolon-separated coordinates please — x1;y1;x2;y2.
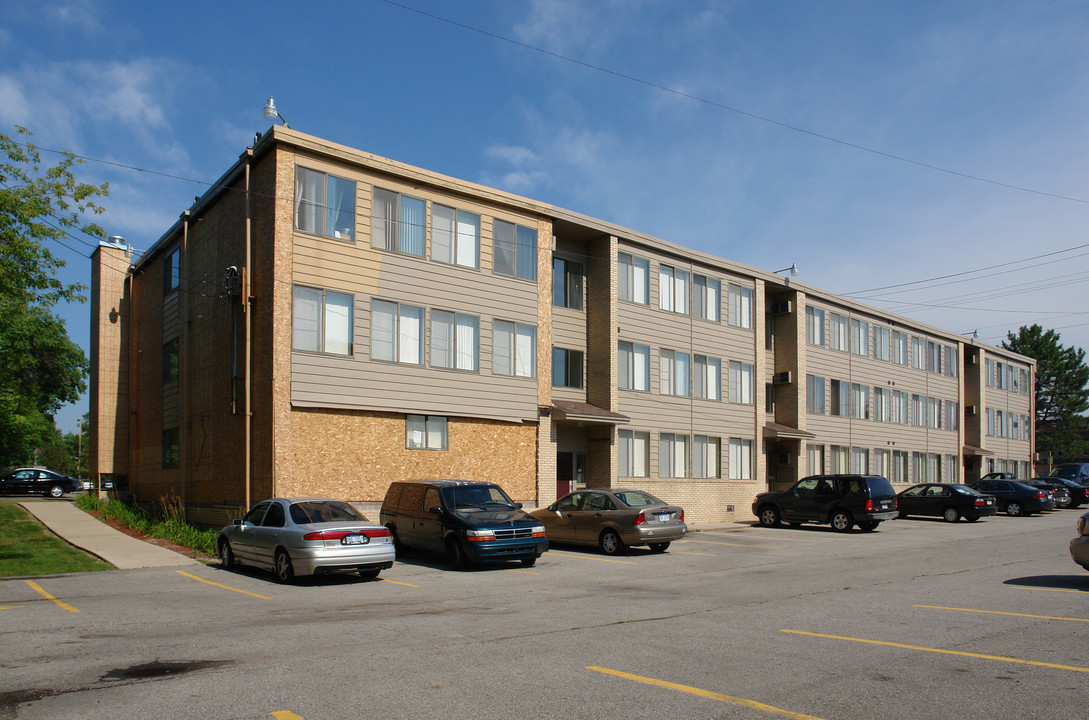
380;480;548;570
530;488;686;555
0;467;82;498
1025;480;1071;509
1071;511;1089;571
1045;463;1089;486
1034;477;1087;508
217;498;395;582
896;483;997;522
968;480;1054;516
752;474;898;532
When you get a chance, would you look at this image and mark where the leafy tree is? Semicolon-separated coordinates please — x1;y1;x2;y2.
1004;324;1089;459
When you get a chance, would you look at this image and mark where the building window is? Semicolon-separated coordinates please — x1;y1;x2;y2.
493;321;535;377
371;299;423;364
371;187;425;256
728;438;753;479
164;246;180;294
892;390;909;424
944;346;958;377
552;257;583;309
162;338;178;383
430;310;478;371
912;394;926;427
806;375;825;414
892;451;909;482
945;400;959;431
912;452;926;482
927;397;942;429
874;449;890;479
660;349;691;397
295;167;355;240
162;428;179;469
406;415;447;450
986;358;995;387
693;275;721;322
830;379;849;417
728;361;754;405
693;436;721;479
927;341;942;374
618;430;649;477
727;283;753;329
660;433;690;478
693;355;721;400
766;383;776;413
946;455;959;483
618;253;649;304
807;443;825;474
552;347;583;388
892;331;909;365
850;319;869;356
874;387;890;422
1020;368;1029;395
829;313;848;351
293;285;353;355
851;383;870;419
806;306;825;346
495;221;537;281
432;204;479;268
618;341;650;391
850;447;869;474
873;326;890;361
912;337;926;370
659;264;689;314
986;407;995;436
830;445;849;473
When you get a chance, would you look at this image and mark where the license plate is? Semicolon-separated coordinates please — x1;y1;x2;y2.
342;534;368;545
657;513;671;522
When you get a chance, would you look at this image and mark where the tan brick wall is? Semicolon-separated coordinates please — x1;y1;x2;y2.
618;479;760;525
90;244;131;481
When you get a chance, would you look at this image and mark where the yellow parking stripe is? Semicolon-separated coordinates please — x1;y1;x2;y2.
505;568;540;575
587;666;826;720
270;712;305;720
25;580;79;613
1;605;24;610
380;578;421;587
175;571;272;599
684;538;779;549
782;629;1089;673
1010;585;1089;595
915;604;1089;623
550;552;637;565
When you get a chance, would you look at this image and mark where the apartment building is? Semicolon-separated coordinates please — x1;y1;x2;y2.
89;126;1035;525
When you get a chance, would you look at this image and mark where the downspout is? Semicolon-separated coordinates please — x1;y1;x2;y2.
244;154;253;510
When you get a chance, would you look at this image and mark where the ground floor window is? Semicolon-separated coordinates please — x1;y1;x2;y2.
660;433;690;478
728;438;753;479
806;443;825;475
406;415;447;450
692;435;721;478
618;429;649;477
162;427;179;468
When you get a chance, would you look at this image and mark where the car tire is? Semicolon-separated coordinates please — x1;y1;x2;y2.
599;529;625;555
649;542;670;552
1005;501;1024;517
758;506;781;528
943;507;960;523
217;539;235;570
274;549;295;583
520;557;537;568
358;568;381;579
48;485;65;499
831;510;854;532
857;520;879;532
447;538;467;570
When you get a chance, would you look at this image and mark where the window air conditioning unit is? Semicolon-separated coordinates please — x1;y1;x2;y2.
966;405;978;415
773;371;792;385
771;300;792;315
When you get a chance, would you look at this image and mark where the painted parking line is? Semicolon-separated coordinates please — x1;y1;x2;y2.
25;580;79;613
1010;585;1089;595
270;711;305;720
549;552;638;565
782;629;1089;674
587;665;825;720
682;538;779;550
505;568;541;575
175;571;272;600
1;604;24;610
915;604;1089;623
380;578;421;587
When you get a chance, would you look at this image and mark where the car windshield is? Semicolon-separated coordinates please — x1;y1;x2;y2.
613;490;666;507
290;500;363;524
1049;467;1079;480
440;484;515;509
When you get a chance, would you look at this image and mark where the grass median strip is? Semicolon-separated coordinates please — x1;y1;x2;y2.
0;501;111;576
175;570;272;599
915;604;1089;623
587;666;826;720
782;629;1089;673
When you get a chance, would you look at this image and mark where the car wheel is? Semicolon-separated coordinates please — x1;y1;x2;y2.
48;485;64;498
943;507;960;523
520;557;537;568
1005;501;1023;517
649;542;670;552
599;529;625;555
358;568;381;579
758;506;781;528
447;538;467;570
831;510;854;532
857;520;879;532
217;539;235;570
274;549;295;583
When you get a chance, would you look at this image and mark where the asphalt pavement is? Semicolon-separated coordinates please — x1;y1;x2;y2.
18;499;201;569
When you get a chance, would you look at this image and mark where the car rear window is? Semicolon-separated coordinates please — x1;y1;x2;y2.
614;490;665;507
291;501;362;524
865;477;896;497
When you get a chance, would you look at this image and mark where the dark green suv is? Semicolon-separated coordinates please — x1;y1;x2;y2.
752;474;898;532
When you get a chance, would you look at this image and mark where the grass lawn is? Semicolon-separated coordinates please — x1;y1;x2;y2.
0;500;112;577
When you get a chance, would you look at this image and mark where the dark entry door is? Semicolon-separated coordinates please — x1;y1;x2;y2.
557;452;573;498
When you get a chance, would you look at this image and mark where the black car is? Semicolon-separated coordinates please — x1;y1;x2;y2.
1033;477;1088;508
1045;463;1089;486
752;474;898;532
0;467;82;498
896;483;997;522
379;479;548;569
968;479;1054;516
1025;480;1071;508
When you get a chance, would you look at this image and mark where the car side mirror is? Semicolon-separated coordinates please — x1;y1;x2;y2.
233;519;243;526
515;502;523;508
547;504;557;512
428;505;442;514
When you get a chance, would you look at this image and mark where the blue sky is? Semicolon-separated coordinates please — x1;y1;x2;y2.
3;0;1088;434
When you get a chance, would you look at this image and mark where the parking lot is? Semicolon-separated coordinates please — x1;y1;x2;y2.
2;508;1087;720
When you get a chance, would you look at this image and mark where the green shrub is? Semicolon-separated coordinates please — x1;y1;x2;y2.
75;494;218;557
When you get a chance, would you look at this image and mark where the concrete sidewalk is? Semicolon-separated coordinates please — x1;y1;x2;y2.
19;500;201;569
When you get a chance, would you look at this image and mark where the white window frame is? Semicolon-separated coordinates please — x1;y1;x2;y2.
292;285;353;356
659;264;689;314
406;415;447;450
370;299;423;364
729;438;754;479
493;320;536;378
728;283;754;329
728;361;754;405
431;203;479;269
618;429;650;477
430;310;479;371
618;253;649;304
618;341;651;391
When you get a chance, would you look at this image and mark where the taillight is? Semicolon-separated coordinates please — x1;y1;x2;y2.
633;511;646;526
679;509;685;522
303;528;391;541
864;499;874;512
1035;491;1047;500
974;498;985;506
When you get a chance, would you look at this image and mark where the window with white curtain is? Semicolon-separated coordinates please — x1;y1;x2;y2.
892;451;909;482
693;436;720;478
892;390;908;424
892;331;909;365
873;449;890;479
806;375;826;414
912;394;926;427
618;341;650;391
849;319;869;356
728;361;754;405
693;275;720;322
806;306;825;346
807;443;825;474
370;299;423;364
912;337;926;370
728;283;753;329
927;341;942;374
430;310;478;371
874;387;890;422
829;313;848;351
850;447;869;474
294;167;355;240
659;264;689;314
494;220;537;281
927;397;942;429
693;355;721;400
618;430;649;477
371;187;425;256
659;433;690;478
944;346;958;377
292;285;353;356
945;455;958;483
850;383;869;419
660;349;691;397
729;438;753;479
830;445;849;473
431;204;479;268
945;400;960;431
873;326;890;361
493;320;536;378
406;415;447;450
618;253;649;304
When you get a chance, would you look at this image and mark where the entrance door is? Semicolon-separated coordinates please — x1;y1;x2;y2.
557;452;573;498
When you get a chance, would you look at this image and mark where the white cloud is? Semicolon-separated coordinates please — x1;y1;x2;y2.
52;0;103;35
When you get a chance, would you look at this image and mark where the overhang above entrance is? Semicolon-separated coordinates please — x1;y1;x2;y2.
762;421;816;440
962;444;994;457
549;400;630;425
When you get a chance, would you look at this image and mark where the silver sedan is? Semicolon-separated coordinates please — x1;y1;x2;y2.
530;488;687;555
217;498;395;582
